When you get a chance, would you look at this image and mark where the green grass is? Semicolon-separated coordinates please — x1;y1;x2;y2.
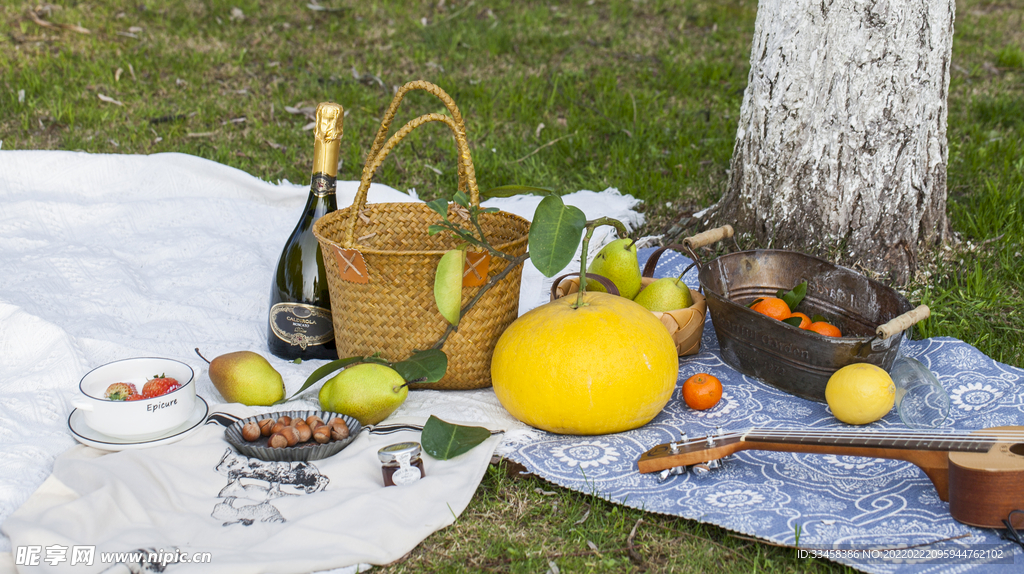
2;0;1023;572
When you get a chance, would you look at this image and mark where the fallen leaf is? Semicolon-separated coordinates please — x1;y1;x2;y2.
97;94;124;106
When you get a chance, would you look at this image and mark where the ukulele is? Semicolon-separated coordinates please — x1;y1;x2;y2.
637;426;1024;528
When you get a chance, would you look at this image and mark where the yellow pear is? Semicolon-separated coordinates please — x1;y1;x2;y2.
208;351;285;406
586;238;642;299
634;278;693;312
318;363;408;426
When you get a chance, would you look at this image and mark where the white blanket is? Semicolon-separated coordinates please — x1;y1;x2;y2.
0;151;644;569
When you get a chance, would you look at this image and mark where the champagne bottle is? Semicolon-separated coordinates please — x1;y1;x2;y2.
267;102;344;361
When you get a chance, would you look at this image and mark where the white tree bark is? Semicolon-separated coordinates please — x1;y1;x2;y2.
711;0;954;283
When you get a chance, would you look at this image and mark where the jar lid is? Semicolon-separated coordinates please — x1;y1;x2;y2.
378;441;421;463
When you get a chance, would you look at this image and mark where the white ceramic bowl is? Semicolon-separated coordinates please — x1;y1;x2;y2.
73;357;196;439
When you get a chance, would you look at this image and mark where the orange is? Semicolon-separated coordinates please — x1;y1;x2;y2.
682;373;722;410
789;312;812;329
808;321;842;337
751;297;791;321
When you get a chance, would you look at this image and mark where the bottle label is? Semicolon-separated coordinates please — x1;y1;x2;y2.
269;303;334;349
311;174;336;197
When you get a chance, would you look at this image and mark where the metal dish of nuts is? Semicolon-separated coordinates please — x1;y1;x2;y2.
224;410;362;462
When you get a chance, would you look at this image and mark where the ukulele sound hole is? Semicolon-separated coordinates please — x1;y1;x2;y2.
1010;443;1024;457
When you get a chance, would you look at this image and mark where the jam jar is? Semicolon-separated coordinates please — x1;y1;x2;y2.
378;441;425;486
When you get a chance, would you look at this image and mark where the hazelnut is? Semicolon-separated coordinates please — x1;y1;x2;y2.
270;422;287;435
277;415;293;426
312;426;331;444
306;415;324;427
330;418;350;441
258;418;275;437
293;421;312;443
278;426;299;447
241;422;261;442
267;433;288;448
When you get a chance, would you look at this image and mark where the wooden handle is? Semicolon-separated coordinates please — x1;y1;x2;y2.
876;305;930;339
683;225;734;250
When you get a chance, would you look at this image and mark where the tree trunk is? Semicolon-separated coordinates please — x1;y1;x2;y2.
708;0;954;284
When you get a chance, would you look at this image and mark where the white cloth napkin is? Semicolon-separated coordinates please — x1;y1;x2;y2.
3;409;502;574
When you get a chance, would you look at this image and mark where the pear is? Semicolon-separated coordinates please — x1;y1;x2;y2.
318;363;408;426
634;278;693;312
586;238;642;300
208;351;285;406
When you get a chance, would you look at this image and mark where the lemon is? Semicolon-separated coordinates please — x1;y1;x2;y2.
491;291;679;435
825;363;895;425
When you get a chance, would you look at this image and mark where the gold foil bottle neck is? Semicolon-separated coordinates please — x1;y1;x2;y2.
315;102;344;142
311;102;344;187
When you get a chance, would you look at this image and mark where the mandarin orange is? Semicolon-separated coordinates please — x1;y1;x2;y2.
751;297;791;321
789;312;812;329
808;321;842;337
682;373;722;410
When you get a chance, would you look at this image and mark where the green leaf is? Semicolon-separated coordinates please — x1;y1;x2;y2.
453;189;470;208
392;349;447;384
286;355;366;401
426;198;450;217
779;281;808;312
427;224;448;236
480;184;555;199
747;297;764;308
782;316;804;328
811;314;828;323
480;207;500;214
528;194;586;277
435;249;465;326
421;415;492;460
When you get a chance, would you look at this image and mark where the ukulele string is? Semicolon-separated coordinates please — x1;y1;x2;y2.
672;428;1024;447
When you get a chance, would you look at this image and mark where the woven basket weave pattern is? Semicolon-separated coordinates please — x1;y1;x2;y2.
313;81;530;390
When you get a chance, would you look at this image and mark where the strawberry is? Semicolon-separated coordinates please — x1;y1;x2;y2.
104;382;138;401
141;374;180;398
126;394;146;401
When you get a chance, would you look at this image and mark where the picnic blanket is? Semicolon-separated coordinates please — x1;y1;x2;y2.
1;150;1021;573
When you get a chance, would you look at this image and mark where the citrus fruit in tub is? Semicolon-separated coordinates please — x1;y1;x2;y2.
490;291;679;435
808;321;842;337
786;312;812;329
751;297;791;321
825;363;895;425
682;373;722;410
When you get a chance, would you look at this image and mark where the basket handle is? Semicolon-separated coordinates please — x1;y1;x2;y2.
876;305;930;340
344;111;481;246
366;81;467;177
549;273;621;298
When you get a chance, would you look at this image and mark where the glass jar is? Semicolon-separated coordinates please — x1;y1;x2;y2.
378;441;425;486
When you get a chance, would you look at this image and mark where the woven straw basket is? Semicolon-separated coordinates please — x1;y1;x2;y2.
312;81;530;390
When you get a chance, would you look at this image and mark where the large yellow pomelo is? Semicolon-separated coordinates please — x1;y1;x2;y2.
491;291;679;435
825;363;895;425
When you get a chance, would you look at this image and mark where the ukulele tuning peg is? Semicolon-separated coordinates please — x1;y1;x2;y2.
707;458;722;470
668;432;688;454
658;465;687;481
691;463;712;476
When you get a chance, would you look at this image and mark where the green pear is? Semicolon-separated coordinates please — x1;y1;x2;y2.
634;278;693;312
208;351;285;406
318;363;408;426
586;238;642;299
